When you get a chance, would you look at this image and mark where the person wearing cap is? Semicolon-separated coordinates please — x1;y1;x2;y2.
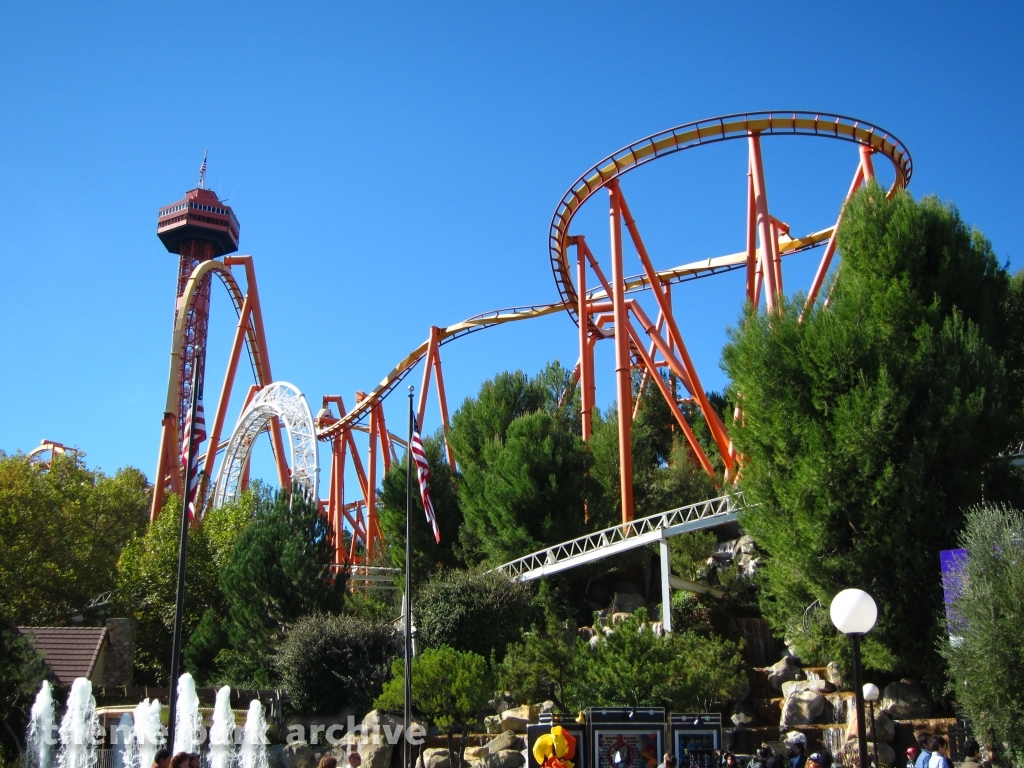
906;746;920;768
806;753;824;768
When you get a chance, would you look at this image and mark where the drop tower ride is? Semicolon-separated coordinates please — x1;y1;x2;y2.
152;166;240;516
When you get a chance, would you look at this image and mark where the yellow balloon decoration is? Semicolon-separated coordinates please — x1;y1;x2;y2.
533;726;576;768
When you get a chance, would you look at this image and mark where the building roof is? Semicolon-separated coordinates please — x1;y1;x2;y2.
17;626;107;685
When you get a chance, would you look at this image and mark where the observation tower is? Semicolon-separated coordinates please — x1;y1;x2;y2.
154;165;240;498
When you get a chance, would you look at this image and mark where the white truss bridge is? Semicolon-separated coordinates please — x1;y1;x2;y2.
491;492;749;631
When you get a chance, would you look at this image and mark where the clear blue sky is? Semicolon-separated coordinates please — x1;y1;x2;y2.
1;2;1021;491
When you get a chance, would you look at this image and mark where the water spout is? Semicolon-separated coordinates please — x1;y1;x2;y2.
209;686;237;768
114;713;134;768
27;681;57;768
57;678;99;768
238;701;268;768
173;674;204;755
133;699;164;768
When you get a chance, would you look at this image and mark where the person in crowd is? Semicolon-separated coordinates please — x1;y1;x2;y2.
153;749;172;768
960;740;981;768
318;758;338;768
189;753;201;768
661;753;677;768
915;734;932;768
749;748;770;768
722;753;738;768
907;746;920;768
765;747;785;768
788;741;807;768
927;737;952;768
170;753;190;768
347;751;362;768
806;754;824;768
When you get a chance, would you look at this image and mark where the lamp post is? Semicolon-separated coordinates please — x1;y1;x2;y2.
830;589;878;768
863;684;880;768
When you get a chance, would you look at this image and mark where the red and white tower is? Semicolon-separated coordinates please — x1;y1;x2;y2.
151;173;240;518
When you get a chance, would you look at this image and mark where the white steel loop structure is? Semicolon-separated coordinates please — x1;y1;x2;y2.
210;381;319;510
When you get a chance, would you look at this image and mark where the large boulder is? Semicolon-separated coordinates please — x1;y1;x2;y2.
464;748;489;762
610;592;648;615
779;691;825;728
825;662;847;691
879;680;932;719
278;743;315;768
332;741;393;768
781;679;836;697
484;715;503;734
730;700;756;727
485;751;526;768
498;705;537;733
768;656;805;693
485;731;521;754
422;749;453;768
846;708;894;743
842;740;895;767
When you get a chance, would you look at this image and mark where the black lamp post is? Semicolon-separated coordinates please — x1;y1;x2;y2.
830;589;878;768
863;683;880;768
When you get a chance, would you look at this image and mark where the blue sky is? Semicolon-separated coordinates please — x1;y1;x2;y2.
1;2;1021;492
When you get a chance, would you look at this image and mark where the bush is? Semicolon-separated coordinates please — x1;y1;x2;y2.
416;568;534;662
277;614;399;716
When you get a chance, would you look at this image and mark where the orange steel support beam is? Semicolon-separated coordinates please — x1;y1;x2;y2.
624;321;715;475
748;134;778;312
803;161;867;316
617;190;733;472
860;145;877;181
771;222;784;298
575;237;596;441
416;326;456;472
365;397;379;560
746;173;758;304
431;345;455;472
608;181;634;523
202;291;253;485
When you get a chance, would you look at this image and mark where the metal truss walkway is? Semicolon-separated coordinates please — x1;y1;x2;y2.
492;492;748;632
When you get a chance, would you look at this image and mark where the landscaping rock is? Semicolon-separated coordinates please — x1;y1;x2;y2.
485;715;503;734
464;748;489;761
737;535;757;555
485;750;526;768
610;612;633;625
779;691;825;728
825;662;847;690
781;679;836;698
846;707;894;743
879;679;932;719
422;748;452;768
485;731;520;754
610;592;647;615
498;705;536;733
279;742;315;768
333;741;392;768
539;701;556;715
730;700;756;727
768;655;805;693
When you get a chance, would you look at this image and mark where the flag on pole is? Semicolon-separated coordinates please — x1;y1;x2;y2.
410;418;440;543
180;381;206;520
198;151;207;189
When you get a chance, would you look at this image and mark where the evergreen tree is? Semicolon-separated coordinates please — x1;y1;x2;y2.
940;503;1024;766
723;185;1024;684
0;623;48;762
215;486;346;685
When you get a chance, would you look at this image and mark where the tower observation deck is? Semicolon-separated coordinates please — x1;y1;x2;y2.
156;183;240;492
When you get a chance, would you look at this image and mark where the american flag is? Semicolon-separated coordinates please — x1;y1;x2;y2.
198;151;207;189
410;419;440;543
180;384;206;520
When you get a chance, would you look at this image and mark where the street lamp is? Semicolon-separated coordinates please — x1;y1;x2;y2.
830;589;878;768
863;683;880;768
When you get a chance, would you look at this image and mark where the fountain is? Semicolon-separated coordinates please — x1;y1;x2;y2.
133;699;164;768
209;686;237;768
57;678;99;768
27;681;57;768
173;674;204;755
237;701;268;768
114;713;134;768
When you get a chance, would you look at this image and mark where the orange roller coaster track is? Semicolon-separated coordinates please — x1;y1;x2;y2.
153;111;911;567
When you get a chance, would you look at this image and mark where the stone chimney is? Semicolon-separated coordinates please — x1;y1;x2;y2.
102;618;135;687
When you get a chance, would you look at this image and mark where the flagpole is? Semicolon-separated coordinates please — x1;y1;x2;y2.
403;386;414;768
168;347;203;750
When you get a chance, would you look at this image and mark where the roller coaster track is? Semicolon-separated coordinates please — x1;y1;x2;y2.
492;493;746;582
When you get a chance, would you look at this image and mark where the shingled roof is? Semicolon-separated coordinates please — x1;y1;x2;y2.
17;627;108;685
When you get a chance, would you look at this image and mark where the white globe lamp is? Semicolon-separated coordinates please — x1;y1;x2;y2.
829;588;878;635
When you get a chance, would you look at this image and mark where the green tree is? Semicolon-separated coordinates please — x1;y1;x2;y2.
723;185;1024;684
415;568;534;663
0;623;48;763
497;609;578;710
379;430;464;582
215;486;347;685
452;366;592;564
940;503;1024;767
567;611;745;710
0;452;149;626
277;614;399;716
375;645;492;763
115;487;257;684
